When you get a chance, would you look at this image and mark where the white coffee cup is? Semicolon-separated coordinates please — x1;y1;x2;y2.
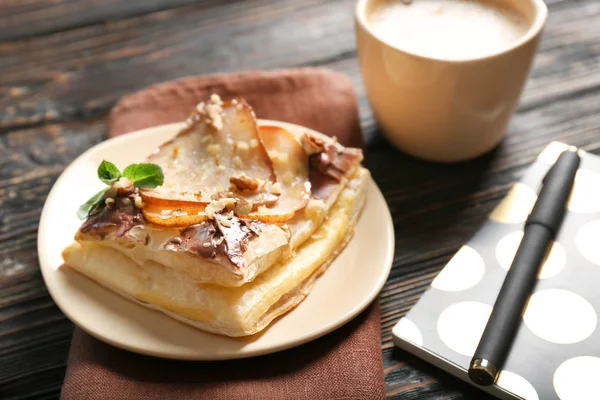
355;0;548;162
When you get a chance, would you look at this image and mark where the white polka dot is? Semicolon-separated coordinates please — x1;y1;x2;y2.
432;246;485;291
567;170;600;214
496;231;566;279
576;220;600;266
497;370;539;400
490;183;537;224
523;289;596;344
393;318;423;346
437;302;492;357
554;357;600;400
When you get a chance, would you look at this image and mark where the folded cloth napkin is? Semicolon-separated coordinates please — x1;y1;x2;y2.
60;68;385;400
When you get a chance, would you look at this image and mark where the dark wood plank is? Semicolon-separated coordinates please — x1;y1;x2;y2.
1;0;599;138
383;348;492;400
1;0;600;399
0;0;216;41
0;0;358;131
0;119;105;400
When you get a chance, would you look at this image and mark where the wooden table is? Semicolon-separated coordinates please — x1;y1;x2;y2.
1;0;598;398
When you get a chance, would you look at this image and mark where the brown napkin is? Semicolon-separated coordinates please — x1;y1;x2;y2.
61;68;385;400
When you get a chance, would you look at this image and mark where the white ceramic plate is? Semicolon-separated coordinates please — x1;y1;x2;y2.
38;120;394;360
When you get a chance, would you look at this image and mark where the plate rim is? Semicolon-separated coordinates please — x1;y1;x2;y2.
38;121;395;360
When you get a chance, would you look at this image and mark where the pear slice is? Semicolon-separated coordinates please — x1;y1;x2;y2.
143;209;210;227
237;126;311;222
140;98;276;211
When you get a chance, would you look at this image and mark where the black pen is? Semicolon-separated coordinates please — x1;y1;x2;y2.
468;149;581;386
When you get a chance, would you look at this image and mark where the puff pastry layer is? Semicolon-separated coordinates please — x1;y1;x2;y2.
63;168;369;336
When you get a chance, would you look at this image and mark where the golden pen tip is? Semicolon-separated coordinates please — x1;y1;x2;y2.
468;359;498;386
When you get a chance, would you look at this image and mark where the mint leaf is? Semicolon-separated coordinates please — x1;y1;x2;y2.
77;161;163;219
123;163;164;188
98;160;121;184
77;189;107;220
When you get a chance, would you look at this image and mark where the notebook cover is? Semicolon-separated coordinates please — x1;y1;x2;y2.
392;142;600;400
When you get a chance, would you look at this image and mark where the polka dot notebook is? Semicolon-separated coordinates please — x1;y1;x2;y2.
392;142;600;400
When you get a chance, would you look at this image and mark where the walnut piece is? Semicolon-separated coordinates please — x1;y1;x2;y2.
230;174;261;191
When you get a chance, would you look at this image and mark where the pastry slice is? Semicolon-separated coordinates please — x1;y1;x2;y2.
69;95;363;287
62;167;369;336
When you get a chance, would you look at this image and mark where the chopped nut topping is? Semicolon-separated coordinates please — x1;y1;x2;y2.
300;132;323;155
249;139;259;148
257;206;271;214
121;197;131;205
226;138;234;145
221;198;237;207
205;198;236;219
105;177;134;198
210;93;224;106
134;194;144;208
233;156;243;168
217;165;226;171
207;144;221;156
206;103;223;131
215;236;225;246
237;141;249;151
218;216;232;227
282;170;295;184
234;198;252;215
230;174;260;191
189;94;224;131
303;132;363;181
202;242;212;248
105;197;115;207
116;177;133;189
270;182;282;195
